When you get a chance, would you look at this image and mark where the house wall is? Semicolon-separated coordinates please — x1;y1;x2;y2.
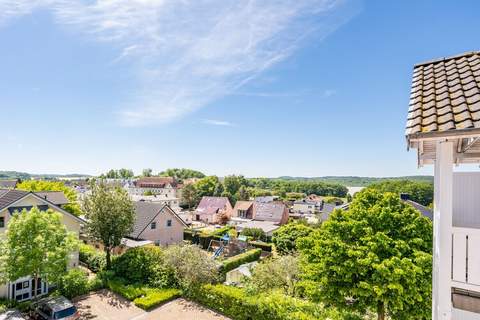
292;203;315;214
453;172;480;228
138;209;185;245
0;194;81;299
453;308;480;320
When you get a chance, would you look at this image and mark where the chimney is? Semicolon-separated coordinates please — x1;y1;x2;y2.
400;193;410;201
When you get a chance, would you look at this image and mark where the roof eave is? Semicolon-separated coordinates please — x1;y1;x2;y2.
407;127;480;145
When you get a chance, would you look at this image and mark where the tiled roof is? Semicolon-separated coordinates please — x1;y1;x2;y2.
0;180;18;189
0;189;29;210
135;177;177;188
131;201;186;239
195;196;231;215
233;201;253;211
406;51;480;136
253;201;286;223
35;191;69;205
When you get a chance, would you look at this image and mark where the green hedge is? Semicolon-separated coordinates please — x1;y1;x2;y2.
79;244;106;272
134;288;181;310
189;284;359;320
221;249;261;273
249;241;272;252
107;279;181;310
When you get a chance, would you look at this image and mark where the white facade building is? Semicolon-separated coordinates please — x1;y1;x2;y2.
406;51;480;319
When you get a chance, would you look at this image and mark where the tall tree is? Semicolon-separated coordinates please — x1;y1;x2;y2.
181;183;199;210
298;190;433;320
236;185;250;201
365;179;433;206
118;168;134;179
17;180;82;216
142;168;153;177
158;168;205;181
82;182;135;269
0;208;78;299
194;176;219;197
213;182;224;197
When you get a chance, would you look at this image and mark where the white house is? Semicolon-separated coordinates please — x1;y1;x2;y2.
0;189;83;302
406;51;480;319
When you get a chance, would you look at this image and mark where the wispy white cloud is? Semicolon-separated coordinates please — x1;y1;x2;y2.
202;119;236;127
0;0;359;126
323;89;337;97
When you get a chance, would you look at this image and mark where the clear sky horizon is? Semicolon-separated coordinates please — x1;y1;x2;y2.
1;0;480;178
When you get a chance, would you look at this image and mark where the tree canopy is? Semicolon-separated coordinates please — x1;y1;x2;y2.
364;179;433;206
100;168;134;179
82;182;135;269
0;208;78;298
272;222;314;255
159;168;205;181
17;180;82;216
298;190;433;320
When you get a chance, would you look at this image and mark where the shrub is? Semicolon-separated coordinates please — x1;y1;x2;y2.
0;298;16;313
240;228;265;241
163;244;219;292
188;284;360;320
272;223;314;255
107;279;146;300
248;241;272;252
221;249;261;274
111;246;175;288
79;244;106;272
133;288;181;310
57;268;90;299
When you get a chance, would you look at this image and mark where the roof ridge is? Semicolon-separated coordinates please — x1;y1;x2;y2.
414;51;480;68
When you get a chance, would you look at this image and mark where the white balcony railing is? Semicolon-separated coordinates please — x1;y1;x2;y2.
452;227;480;291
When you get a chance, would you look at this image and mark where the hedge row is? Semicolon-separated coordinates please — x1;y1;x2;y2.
107;279;181;310
221;249;261;273
248;241;272;252
188;284;357;320
79;244;106;272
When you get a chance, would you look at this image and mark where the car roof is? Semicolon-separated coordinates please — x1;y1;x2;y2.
41;296;74;312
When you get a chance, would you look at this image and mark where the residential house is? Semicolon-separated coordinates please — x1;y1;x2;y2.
0;189;83;302
0;180;18;189
232;201;254;219
194;196;233;224
232;199;289;236
128;177;178;198
130;194;181;212
405;51;480;319
128;201;187;246
292;199;317;214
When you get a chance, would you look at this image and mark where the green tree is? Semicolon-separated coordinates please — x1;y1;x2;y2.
236;185;250;201
164;244;218;292
224;175;248;195
118;168;134;179
213;182;224;197
298;190;433;320
346;193;353;202
221;190;236;206
245;255;300;296
159;168;205;181
82;182;135;270
105;169;119;179
272;222;314;255
0;208;78;299
365;179;433;206
195;176;219;197
142;168;153;177
181;184;199;209
17;180;82;216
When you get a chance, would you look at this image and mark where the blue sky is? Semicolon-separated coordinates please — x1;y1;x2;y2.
1;0;479;177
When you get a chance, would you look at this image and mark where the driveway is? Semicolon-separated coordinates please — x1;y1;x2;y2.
74;291;230;320
74;290;145;320
0;310;25;320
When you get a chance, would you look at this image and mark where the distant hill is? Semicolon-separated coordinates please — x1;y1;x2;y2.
0;171;91;180
275;176;434;187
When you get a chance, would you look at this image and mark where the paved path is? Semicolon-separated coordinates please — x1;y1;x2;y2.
0;310;25;320
74;291;230;320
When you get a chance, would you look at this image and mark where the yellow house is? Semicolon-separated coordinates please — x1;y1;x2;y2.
0;189;84;302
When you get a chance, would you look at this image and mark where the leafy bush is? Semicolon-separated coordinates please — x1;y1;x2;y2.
111;246;175;288
240;228;265;241
363;179;433;206
221;249;261;274
107;279;181;310
0;298;16;313
57;268;90;299
248;241;272;252
272;223;314;255
188;284;360;320
164;244;219;292
79;244;106;272
133;288;181;310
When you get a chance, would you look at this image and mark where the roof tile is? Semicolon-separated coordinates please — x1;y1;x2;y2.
406;51;480;135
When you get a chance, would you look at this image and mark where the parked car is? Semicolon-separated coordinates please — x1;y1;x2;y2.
34;296;79;320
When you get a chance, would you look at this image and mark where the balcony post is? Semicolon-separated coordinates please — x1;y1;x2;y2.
433;140;454;320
